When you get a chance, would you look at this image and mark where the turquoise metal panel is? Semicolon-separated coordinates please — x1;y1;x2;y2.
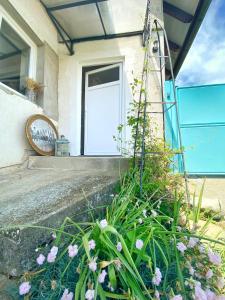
165;81;225;174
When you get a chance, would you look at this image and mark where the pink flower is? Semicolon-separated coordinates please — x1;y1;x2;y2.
68;245;78;258
19;282;31;295
217;296;225;300
177;242;187;254
170;295;182;300
98;270;107;283
85;289;95;300
187;237;199;248
61;289;74;300
152;267;162;286
100;219;108;229
198;244;205;253
47;252;56;263
116;242;122;252
208;251;221;265
217;277;225;289
195;282;207;300
36;254;45;265
205;269;213;279
136;239;144;250
88;259;97;272
88;239;96;250
47;246;58;263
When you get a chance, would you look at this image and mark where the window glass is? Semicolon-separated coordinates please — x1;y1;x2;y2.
0;19;30;94
88;66;119;87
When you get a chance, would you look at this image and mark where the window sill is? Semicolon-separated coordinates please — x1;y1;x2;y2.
0;82;28;100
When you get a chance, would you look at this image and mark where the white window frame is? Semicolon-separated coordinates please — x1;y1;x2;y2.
0;6;37;95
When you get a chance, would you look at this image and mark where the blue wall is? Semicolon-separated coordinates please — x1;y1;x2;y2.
165;81;225;175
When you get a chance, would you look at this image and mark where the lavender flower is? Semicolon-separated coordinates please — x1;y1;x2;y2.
170;296;183;300
88;259;97;272
98;270;107;283
85;289;95;300
116;242;122;252
68;245;78;258
88;239;96;250
152;267;162;286
208;251;221;265
100;219;108;229
36;254;45;265
61;289;73;300
176;242;187;254
205;269;213;279
19;282;31;295
187;237;199;248
136;239;144;250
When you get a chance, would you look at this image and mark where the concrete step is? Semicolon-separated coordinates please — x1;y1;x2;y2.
28;156;130;175
0;157;129;276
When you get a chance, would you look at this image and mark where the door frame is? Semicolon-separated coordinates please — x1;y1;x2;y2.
81;62;124;156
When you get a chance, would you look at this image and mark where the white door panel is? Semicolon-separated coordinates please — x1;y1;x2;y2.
84;64;122;155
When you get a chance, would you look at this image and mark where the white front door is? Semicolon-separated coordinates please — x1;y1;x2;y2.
84;64;122;155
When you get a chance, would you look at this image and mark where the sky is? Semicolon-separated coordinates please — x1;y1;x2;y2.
176;0;225;87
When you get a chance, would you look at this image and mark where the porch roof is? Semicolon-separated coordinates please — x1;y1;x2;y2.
40;0;212;77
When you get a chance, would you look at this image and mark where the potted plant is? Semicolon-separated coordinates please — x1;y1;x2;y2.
25;78;43;103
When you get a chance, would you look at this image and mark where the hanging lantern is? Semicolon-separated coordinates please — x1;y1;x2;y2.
55;135;70;157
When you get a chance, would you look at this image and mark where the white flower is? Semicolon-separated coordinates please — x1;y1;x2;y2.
198;244;205;253
176;242;187;254
50;246;58;256
138;218;143;224
187;237;199;248
135;239;144;250
189;266;195;276
116;242;122;252
85;289;95;300
143;209;147;218
100;219;108;229
98;270;107;283
61;289;73;300
155;290;160;299
217;277;225;289
88;259;97;272
205;269;213;279
151;210;158;217
68;245;78;258
88;239;96;250
152;267;162;286
52;233;57;239
170;296;182;300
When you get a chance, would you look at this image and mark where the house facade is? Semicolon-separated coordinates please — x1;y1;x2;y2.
0;0;211;168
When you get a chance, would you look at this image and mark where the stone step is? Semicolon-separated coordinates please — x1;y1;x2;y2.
28;156;130;175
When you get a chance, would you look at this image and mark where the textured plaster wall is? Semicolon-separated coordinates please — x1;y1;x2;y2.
58;36;146;156
0;86;43;168
0;1;59;168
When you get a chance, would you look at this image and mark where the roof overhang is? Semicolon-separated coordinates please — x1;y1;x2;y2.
40;0;212;77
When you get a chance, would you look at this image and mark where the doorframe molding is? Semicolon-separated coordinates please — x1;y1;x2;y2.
80;58;125;156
